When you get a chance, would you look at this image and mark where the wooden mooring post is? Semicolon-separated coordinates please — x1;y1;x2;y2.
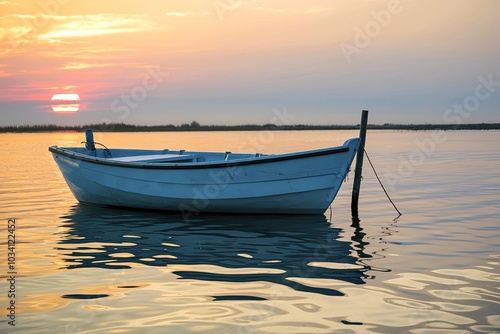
351;110;369;217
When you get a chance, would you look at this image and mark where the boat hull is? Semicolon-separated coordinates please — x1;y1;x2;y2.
50;138;360;215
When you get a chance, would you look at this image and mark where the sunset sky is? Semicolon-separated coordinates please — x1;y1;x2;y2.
0;0;499;126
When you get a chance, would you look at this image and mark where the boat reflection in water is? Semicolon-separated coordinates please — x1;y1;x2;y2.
58;205;373;296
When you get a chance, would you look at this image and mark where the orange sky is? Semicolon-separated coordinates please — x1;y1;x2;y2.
0;0;499;126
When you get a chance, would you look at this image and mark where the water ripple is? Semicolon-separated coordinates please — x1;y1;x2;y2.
2;131;500;333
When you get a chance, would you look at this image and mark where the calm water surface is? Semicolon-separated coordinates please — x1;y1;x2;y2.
0;130;499;333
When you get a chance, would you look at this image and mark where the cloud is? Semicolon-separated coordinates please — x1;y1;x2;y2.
47;45;134;60
165;11;210;17
36;14;158;40
0;13;160;54
57;62;113;70
0;15;33;48
251;6;327;14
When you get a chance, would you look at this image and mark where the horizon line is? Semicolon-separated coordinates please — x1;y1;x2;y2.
1;122;500;133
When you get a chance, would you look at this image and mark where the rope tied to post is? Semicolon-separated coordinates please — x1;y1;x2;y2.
360;141;402;218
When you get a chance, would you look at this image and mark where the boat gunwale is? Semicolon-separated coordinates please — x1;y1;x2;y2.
48;144;352;170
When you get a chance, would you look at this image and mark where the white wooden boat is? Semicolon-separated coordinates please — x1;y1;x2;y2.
49;131;360;214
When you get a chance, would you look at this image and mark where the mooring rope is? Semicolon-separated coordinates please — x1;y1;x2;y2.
361;142;402;217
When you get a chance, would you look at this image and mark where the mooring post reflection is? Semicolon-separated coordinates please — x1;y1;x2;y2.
56;205;377;296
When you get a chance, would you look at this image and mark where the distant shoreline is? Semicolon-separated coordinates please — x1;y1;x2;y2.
1;122;499;133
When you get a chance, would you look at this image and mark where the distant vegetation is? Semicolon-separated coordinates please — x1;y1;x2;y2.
1;122;499;133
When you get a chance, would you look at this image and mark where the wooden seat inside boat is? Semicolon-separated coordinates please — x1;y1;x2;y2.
108;154;193;163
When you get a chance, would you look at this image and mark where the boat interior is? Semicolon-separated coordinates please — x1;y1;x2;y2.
63;147;268;164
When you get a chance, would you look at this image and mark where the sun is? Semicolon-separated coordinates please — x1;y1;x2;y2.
51;93;81;114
